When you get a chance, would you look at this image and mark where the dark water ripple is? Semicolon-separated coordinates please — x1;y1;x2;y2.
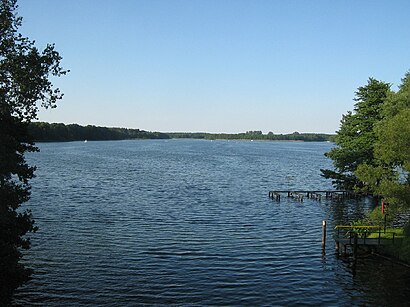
14;140;410;306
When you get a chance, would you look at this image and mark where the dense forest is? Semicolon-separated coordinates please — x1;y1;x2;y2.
169;131;334;141
29;122;170;141
29;122;335;142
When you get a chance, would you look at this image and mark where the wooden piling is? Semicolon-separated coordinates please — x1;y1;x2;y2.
322;220;326;253
268;189;358;202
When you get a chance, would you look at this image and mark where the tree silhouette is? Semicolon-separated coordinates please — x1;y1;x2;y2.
0;0;68;303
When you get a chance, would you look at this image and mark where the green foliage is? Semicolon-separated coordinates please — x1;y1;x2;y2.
382;72;410;118
355;73;410;208
0;0;67;302
350;206;390;229
376;108;410;167
366;228;404;239
321;78;391;190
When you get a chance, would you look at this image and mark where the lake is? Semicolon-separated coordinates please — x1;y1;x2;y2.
14;139;410;306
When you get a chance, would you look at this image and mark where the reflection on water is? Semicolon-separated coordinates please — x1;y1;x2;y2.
328;197;375;226
354;256;410;305
13;140;410;306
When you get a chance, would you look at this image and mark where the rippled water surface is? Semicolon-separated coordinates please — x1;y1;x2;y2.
14;140;410;306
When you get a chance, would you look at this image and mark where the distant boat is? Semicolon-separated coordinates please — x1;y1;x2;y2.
84;140;88;143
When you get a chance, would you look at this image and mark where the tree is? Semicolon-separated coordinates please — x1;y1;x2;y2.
0;0;68;303
321;78;391;190
355;72;410;207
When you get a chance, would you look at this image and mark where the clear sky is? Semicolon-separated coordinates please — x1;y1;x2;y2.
18;0;410;134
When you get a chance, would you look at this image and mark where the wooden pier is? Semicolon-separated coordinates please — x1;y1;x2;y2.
268;190;356;202
330;224;404;274
333;225;403;267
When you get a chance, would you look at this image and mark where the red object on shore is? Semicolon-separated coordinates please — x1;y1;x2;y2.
382;201;385;214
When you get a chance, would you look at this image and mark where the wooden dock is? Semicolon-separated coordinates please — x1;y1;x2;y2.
268;190;356;202
334;225;401;256
329;224;404;274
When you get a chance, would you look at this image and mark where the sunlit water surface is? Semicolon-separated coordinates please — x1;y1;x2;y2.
14;140;410;306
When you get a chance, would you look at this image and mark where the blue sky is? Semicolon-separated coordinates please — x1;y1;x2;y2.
19;0;410;133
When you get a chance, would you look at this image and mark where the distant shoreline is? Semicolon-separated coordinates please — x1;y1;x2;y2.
29;122;335;143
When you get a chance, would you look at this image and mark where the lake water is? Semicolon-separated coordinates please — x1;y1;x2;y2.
14;140;410;306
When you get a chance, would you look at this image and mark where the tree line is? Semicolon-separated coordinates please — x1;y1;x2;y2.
29;122;335;142
29;122;170;141
168;131;334;141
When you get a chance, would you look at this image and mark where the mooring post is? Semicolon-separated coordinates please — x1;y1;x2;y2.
322;220;326;253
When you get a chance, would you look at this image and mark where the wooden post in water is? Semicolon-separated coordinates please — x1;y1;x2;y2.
322;220;326;254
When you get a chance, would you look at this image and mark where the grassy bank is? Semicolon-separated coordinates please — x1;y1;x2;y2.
353;206;410;264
